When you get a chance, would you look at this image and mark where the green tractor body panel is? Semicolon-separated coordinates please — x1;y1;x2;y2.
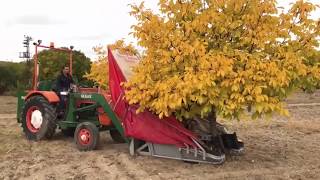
57;92;128;143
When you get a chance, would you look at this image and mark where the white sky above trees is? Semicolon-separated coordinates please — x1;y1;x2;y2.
0;0;319;62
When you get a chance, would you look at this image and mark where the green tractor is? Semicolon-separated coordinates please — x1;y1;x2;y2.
17;40;127;151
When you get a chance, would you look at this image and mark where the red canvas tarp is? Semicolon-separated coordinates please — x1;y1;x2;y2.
108;48;197;147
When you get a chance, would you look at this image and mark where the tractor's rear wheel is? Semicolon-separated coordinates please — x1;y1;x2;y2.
109;129;126;143
74;122;100;151
21;96;57;140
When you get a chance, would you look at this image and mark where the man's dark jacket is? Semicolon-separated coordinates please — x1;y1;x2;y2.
56;72;74;92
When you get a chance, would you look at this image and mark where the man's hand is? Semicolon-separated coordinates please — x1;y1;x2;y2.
70;84;78;92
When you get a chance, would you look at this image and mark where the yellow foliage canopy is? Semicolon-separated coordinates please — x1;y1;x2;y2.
125;0;320;120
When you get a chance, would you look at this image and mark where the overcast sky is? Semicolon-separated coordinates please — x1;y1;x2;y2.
0;0;319;62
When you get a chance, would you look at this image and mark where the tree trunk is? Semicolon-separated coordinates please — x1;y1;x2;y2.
208;108;226;152
208;109;219;136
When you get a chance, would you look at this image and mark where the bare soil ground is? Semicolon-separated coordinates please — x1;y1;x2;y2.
0;91;320;180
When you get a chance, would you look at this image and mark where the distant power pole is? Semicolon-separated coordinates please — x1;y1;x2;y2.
19;35;33;87
19;35;33;61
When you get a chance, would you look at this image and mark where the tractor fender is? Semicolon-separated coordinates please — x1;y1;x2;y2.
25;91;60;103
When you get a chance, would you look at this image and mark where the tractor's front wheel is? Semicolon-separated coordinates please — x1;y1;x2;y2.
21;96;57;141
74;122;100;151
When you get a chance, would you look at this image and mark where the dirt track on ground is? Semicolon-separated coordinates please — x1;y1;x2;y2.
0;92;320;180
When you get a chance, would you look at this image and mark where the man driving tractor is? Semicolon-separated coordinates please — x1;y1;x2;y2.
56;65;74;115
